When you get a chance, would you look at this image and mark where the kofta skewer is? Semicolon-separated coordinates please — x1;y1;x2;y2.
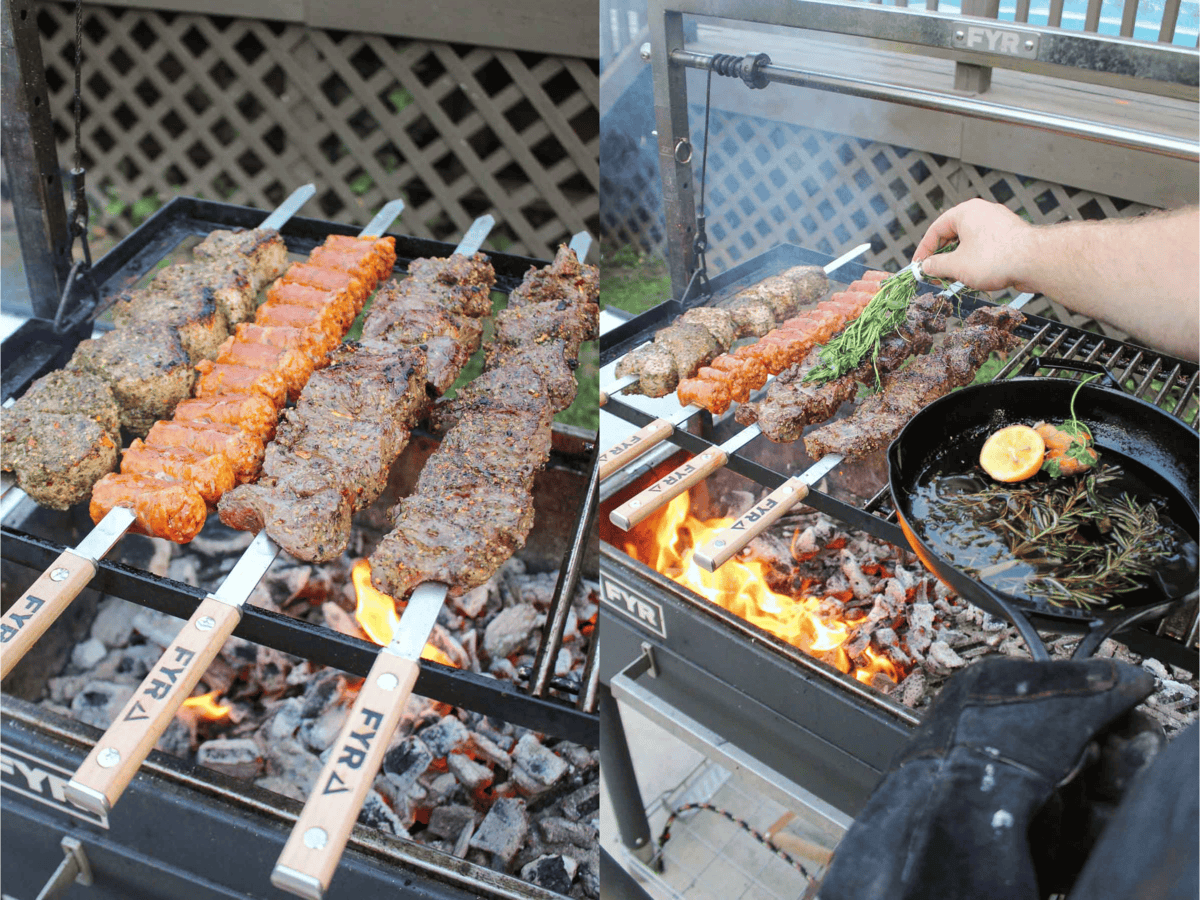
63;217;496;823
0;201;401;681
271;233;597;900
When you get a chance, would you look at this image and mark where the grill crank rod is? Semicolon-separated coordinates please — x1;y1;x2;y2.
58;203;481;822
690;292;1036;571
0;183;318;680
609;279;986;533
271;226;594;900
597;242;869;481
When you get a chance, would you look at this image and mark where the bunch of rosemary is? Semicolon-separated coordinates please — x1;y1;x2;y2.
945;465;1175;609
804;243;957;386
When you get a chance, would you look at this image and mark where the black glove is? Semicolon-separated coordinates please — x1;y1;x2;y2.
819;657;1154;900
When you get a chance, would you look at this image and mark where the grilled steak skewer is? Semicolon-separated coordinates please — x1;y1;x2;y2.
615;264;828;397
217;252;497;560
803;306;1027;461
737;290;952;442
369;244;599;599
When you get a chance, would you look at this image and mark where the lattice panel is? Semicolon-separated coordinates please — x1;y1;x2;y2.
599;105;1151;330
34;2;599;260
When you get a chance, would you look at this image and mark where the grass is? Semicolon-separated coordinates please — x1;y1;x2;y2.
442;291;599;432
601;245;672;316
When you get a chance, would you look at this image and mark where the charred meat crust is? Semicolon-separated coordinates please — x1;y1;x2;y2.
802;306;1026;461
369;245;599;599
67;325;195;435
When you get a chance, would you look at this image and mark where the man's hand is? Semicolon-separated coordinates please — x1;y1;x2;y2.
913;198;1034;291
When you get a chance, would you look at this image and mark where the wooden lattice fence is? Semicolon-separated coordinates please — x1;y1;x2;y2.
600;103;1152;333
33;1;600;260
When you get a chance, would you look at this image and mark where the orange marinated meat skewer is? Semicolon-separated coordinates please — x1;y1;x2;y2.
119;442;236;506
172;395;279;443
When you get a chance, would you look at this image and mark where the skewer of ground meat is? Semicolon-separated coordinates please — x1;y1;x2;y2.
368;244;599;599
802;306;1027;461
736;290;952;442
614;264;829;397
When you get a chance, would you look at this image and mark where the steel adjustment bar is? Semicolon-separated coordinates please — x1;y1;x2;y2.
670;48;1198;161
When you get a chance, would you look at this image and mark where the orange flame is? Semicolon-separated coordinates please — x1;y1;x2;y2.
181;690;231;720
622;491;902;686
351;559;455;667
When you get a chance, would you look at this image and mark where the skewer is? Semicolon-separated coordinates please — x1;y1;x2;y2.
656;292;1032;567
692;453;843;571
598;243;871;481
271;582;447;900
63;215;495;821
272;230;593;900
0;184;320;679
609;276;972;533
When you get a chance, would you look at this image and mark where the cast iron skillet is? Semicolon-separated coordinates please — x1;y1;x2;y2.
888;358;1199;661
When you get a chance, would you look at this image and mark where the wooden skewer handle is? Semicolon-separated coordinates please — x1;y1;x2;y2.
0;550;96;679
609;446;727;531
66;596;241;816
693;477;810;572
598;418;674;480
769;831;834;866
272;652;419;900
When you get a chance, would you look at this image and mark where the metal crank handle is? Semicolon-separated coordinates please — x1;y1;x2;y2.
609;445;727;531
66;595;242;816
272;651;419;899
598;418;676;480
693;476;810;572
0;506;135;679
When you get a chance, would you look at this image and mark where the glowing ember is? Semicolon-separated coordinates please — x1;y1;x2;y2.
181;690;231;720
351;559;455;667
622;491;903;685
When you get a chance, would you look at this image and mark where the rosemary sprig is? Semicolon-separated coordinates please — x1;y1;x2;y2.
804;243;957;386
929;465;1174;609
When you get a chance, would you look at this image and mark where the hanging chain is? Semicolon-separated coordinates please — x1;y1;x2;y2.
53;0;100;334
681;65;714;307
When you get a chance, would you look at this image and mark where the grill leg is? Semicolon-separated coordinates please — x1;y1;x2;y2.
599;682;655;861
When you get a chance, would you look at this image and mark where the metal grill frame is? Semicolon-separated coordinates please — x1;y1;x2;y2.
1;195;599;748
641;0;1199;298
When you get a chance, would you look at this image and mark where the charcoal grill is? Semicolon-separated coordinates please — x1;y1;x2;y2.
1;196;599;900
597;241;1200;856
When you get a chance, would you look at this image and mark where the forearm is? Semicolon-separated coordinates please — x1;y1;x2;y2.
1013;210;1199;360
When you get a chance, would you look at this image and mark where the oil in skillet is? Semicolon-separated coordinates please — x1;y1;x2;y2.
910;455;1197;609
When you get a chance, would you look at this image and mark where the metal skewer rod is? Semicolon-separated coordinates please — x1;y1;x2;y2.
0;183;320;680
276;223;545;900
568;230;592;261
598;243;871;481
609;275;975;531
598;242;871;406
276;228;580;898
63;211;492;821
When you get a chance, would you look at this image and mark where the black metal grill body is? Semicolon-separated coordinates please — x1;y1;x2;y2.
598;241;1199;819
1;196;598;898
1;697;560;900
